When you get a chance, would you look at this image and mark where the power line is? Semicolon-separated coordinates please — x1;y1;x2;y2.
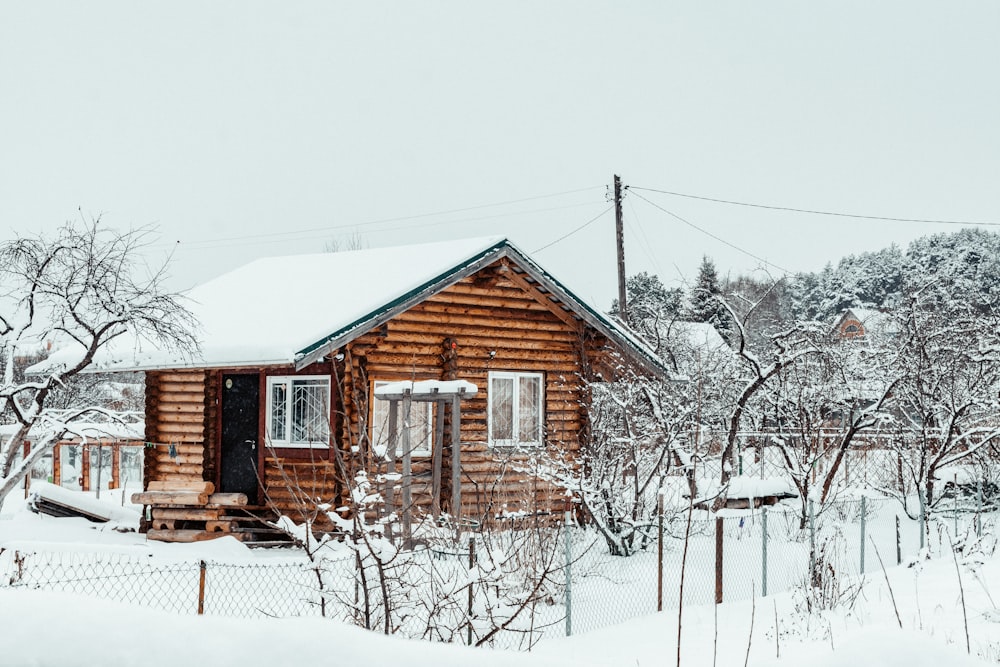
629;190;792;274
629;185;1000;227
625;196;666;278
533;205;614;254
154;185;605;250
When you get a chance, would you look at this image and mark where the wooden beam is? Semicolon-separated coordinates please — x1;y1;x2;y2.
451;395;461;533
131;491;210;506
384;399;398;541
432;399;445;519
148;480;215;494
401;392;413;548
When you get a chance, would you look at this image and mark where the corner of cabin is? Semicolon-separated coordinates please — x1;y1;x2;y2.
143;369;213;491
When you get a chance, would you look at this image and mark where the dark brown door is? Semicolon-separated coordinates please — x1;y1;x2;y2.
220;373;260;500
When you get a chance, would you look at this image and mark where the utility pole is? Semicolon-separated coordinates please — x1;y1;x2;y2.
614;174;628;323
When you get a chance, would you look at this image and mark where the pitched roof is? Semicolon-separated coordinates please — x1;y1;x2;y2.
49;237;667;376
833;307;895;338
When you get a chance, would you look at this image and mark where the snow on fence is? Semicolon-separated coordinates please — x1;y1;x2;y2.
2;496;994;649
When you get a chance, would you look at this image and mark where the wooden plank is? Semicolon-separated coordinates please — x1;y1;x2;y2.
148;480;215;493
131;491;209;506
146;529;224;543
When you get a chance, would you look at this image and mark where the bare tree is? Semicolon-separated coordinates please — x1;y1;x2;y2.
766;329;900;526
562;373;694;556
712;290;818;512
0;220;197;505
881;291;1000;515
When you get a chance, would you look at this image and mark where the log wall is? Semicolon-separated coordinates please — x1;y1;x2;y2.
342;261;594;522
143;370;212;489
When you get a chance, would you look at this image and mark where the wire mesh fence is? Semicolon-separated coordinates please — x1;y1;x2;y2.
3;495;996;649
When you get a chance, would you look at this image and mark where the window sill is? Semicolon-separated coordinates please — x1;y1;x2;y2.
489;442;545;450
267;442;330;450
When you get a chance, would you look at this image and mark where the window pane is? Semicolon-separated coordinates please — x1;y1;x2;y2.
410;402;433;454
372;385;391;457
518;376;541;443
491;376;514;441
291;380;329;444
270;382;287;442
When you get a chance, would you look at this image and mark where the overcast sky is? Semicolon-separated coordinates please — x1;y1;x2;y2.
1;2;998;310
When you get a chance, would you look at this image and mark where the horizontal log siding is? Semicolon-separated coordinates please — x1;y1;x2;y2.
263;457;340;525
346;267;587;520
143;370;210;489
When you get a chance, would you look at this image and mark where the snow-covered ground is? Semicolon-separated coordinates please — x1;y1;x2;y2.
2;492;999;666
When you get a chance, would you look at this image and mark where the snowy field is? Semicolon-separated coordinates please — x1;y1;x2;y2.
2;490;1000;666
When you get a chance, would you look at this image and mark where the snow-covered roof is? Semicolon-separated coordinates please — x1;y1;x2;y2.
668;321;730;353
40;237;669;377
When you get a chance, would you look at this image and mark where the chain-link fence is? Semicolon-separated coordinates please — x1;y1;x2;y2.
3;495;996;649
560;494;999;636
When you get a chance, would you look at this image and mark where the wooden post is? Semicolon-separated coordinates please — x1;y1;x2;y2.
111;443;121;490
52;443;61;487
197;560;207;614
714;516;724;604
80;444;91;491
400;391;413;548
384;400;398;541
614;174;628;323
450;395;462;534
431;398;445;519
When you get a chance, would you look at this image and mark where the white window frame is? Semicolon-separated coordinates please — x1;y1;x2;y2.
488;371;544;447
371;380;434;458
266;375;331;449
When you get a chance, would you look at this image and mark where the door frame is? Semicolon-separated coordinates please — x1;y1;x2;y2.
214;370;265;505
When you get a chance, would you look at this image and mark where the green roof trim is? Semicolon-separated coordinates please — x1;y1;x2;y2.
293;238;669;377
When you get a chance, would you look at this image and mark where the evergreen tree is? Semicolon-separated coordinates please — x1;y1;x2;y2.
610;272;683;349
686;256;733;341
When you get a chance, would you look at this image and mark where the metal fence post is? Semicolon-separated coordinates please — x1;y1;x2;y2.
919;490;926;552
977;480;983;538
953;473;959;538
761;506;768;597
808;500;816;586
895;515;902;565
859;496;867;574
564;510;572;637
197;560;207;615
657;493;664;612
467;537;475;646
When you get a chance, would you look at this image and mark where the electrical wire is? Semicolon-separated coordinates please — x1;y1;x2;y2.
629;190;792;274
629;186;1000;227
154;184;605;250
533;205;614;253
625;195;666;278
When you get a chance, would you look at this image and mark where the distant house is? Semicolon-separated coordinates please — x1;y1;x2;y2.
80;237;666;542
832;307;892;341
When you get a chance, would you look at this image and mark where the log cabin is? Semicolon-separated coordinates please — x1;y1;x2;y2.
89;237;668;543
